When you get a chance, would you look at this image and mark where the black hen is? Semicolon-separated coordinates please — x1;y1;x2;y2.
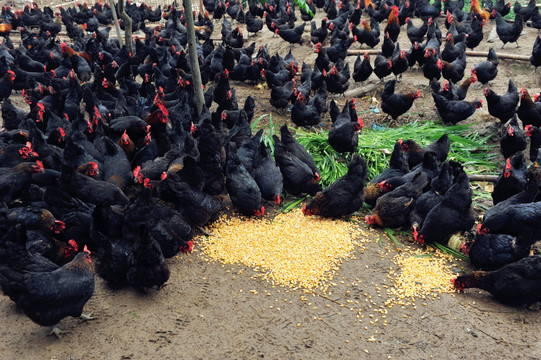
484;79;519;124
381;79;422;121
226;145;264;217
352;52;373;82
464;233;530;270
471;48;499;84
500;115;527;159
453;255;541;305
252;141;283;205
273;135;322;196
492;151;528;205
414;171;475;245
302;154;368;218
0;248;94;336
328;101;363;153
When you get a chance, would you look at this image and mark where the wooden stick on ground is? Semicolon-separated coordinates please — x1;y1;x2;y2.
468;174;499;182
346;50;531;61
343;82;385;98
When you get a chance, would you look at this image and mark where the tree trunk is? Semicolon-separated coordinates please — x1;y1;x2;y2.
183;0;204;116
118;0;133;54
108;0;124;48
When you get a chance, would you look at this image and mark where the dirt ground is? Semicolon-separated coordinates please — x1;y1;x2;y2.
1;5;541;360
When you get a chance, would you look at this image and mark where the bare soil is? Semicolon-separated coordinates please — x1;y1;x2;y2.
1;7;541;360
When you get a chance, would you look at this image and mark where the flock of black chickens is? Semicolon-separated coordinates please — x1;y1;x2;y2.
0;0;540;338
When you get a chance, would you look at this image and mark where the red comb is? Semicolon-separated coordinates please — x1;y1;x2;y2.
68;239;78;251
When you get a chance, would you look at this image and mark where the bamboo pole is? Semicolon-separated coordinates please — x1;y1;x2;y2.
107;0;123;48
183;0;204;116
464;50;530;61
346;49;531;61
346;49;389;56
118;0;133;54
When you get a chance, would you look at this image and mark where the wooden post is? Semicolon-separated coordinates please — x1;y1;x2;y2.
107;0;123;48
183;0;204;116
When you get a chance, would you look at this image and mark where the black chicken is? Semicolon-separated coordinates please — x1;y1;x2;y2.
517;87;541;128
280;124;320;181
381;79;421;121
453;255;541;305
226;145;264;217
526;125;541;162
484;79;519;124
405;17;428;44
414;171;475;245
245;11;263;35
432;93;483;124
513;0;538;22
323;63;349;94
391;43;409;80
353;52;373;82
438;52;466;83
409;161;454;233
471;48;499;84
493;11;523;48
530;35;541;72
291;93;321;127
374;53;393;81
302;154;368;218
328;102;363;153
311;18;328;44
500;115;527;159
0;247;94;337
491;151;528;205
275;23;305;45
463;233;530;271
252;142;283;205
273;134;322;196
400;133;451;169
365;171;428;228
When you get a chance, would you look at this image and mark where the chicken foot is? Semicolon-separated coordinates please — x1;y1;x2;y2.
196;225;214;236
49;326;69;339
79;312;96;321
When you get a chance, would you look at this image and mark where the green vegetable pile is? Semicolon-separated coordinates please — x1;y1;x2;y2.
295;121;499;187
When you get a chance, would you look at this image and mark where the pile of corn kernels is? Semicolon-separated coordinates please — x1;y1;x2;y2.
199;209;361;291
199;209;460;300
386;248;459;306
